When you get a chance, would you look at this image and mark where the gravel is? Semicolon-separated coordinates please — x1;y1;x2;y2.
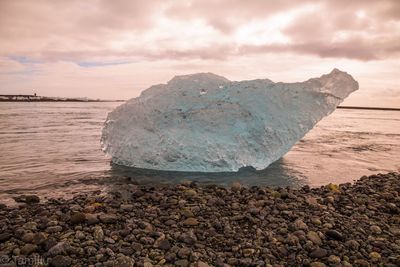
0;172;399;266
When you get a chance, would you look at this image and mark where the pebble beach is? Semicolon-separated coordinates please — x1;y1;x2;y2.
0;172;399;267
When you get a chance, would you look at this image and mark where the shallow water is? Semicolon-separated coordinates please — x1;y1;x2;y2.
0;102;399;202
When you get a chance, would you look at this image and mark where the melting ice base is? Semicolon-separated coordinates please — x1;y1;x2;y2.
101;69;358;172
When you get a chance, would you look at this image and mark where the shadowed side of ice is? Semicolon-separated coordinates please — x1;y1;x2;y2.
101;69;358;172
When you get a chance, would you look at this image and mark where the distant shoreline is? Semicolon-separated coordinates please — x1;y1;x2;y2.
0;99;125;102
0;94;125;102
337;106;400;111
1;96;399;110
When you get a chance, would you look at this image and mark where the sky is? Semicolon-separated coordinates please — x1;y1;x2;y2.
0;0;399;107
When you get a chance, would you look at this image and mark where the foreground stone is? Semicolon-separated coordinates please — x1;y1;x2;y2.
0;172;399;266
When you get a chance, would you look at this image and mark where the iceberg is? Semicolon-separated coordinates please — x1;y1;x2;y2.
101;69;358;172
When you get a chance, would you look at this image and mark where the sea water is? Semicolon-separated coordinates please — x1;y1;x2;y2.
0;102;399;202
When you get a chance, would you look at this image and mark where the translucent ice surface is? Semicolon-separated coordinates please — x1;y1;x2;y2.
101;69;358;172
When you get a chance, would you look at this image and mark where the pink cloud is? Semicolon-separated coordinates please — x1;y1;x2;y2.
0;0;399;62
0;0;400;107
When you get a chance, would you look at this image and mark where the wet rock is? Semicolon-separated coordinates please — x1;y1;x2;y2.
184;189;197;197
243;248;255;257
93;226;104;241
180;208;194;218
46;226;63;233
309;248;327;258
231;182;242;192
345;239;360;250
354;259;370;266
13;194;40;204
120;204;134;212
175;259;189;267
99;213;118;224
0;232;12;242
21;232;35;243
179;232;197;245
70;212;86;225
50;255;72;267
311;218;322;225
325;230;344;241
310;262;326;267
157;239;171;251
85;213;99;225
47;242;69;257
369;252;381;261
307;231;322;245
294;219;308;231
177;247;191;259
305;196;320;208
74;230;85;240
24;221;38;230
33;232;47;245
20;244;37;255
328;255;341;264
131;242;143;252
114;255;135;267
183;218;199;226
196;261;211;267
370;225;382;235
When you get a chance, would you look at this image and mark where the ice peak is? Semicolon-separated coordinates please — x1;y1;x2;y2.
169;72;230;84
318;68;359;99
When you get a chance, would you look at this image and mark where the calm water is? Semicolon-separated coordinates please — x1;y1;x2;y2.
0;102;399;202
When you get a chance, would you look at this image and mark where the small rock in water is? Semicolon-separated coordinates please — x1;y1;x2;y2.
13;194;40;204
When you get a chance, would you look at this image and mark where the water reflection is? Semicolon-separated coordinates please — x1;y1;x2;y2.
107;158;307;188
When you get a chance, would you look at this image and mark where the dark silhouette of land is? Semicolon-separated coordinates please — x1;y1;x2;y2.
0;94;124;102
1;95;399;110
337;106;400;111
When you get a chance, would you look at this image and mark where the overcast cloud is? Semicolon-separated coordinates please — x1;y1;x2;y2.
0;0;399;107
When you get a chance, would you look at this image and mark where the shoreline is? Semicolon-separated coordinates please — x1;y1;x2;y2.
0;172;399;266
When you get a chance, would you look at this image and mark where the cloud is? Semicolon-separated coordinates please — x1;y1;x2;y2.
0;0;400;107
0;0;399;63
